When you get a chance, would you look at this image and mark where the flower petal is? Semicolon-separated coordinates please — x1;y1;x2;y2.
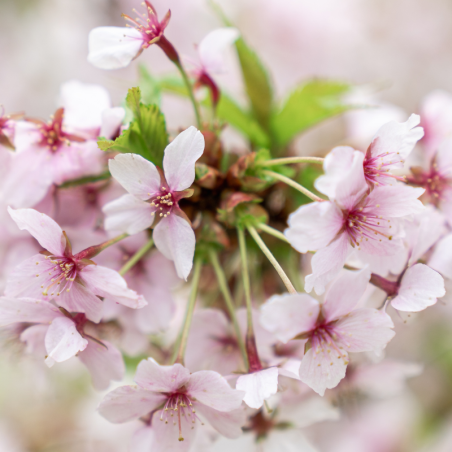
98;385;166;423
285;201;343;253
7;207;65;255
198;28;240;74
103;194;155;234
44;316;88;367
108;153;161;200
163;126;205;191
264;429;317;452
196;404;246;439
0;297;61;327
235;367;278;409
391;264;445;312
134;358;191;393
322;267;371;321
80;265;146;309
20;324;48;356
429;233;452;279
260;293;319;343
153;214;195;280
187;370;245;412
100;107;125;139
88;27;144;70
78;338;125;390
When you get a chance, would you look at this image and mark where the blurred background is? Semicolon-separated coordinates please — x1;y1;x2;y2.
2;0;452;451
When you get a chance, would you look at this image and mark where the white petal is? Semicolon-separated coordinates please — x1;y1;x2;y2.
108;153;161;200
236;367;279;409
0;297;61;327
198;27;240;74
163;126;205;191
88;27;144;70
391;264;445;311
153;214;195;280
100;107;125;139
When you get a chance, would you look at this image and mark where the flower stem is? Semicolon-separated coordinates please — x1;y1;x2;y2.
262;169;325;203
237;227;262;372
172;257;203;364
247;225;297;294
256;223;289;243
209;249;249;369
76;233;128;260
119;237;154;276
174;61;202;129
259;156;324;167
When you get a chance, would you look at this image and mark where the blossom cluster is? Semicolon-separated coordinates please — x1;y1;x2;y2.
1;2;452;451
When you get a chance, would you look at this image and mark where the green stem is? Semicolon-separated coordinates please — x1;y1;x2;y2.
257;223;289;243
174;61;202;129
172;258;203;364
119;238;154;276
260;156;324;167
247;225;297;294
209;250;248;369
262;169;325;203
77;233;128;260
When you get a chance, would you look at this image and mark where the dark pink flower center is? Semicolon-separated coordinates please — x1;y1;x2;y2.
149;188;176;219
417;163;450;205
309;322;349;365
159;392;203;441
363;146;406;186
38;255;79;297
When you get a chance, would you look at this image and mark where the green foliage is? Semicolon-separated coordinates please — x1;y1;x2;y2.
138;64;162;105
98;87;168;167
271;80;352;147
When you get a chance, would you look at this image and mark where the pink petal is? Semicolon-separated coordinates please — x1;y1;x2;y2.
0;296;61;326
198;28;240;74
100;107;125;139
187;370;245;412
129;426;156;452
57;280;104;323
369;114;424;167
88;26;144;70
209;433;255;452
108;153;161;200
285;201;343;253
195;404;246;438
163;127;205;192
314;146;358;199
322;267;371;321
365;185;425;218
335;308;395;353
299;347;347;396
20;324;48;356
44;316;88;367
78;338;125;390
435;136;452;174
264;429;317;452
7;207;65;255
235;367;278;409
80;265;146;309
305;232;351;295
260;293;319;343
391;264;445;312
134;358;191;393
98;385;166;423
103;194;156;234
429;233;452;279
153;215;195;280
278;358;303;380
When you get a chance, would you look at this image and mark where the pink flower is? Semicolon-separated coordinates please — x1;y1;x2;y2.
103;126;205;280
5;207;146;323
285;154;424;294
0;297;124;389
98;358;245;448
235;367;279;409
316;114;423;195
88;1;172;70
260;269;395;395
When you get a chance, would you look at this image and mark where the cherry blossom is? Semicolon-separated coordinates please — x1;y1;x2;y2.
316;114;423;196
88;1;172;70
98;358;246;449
5;208;145;323
0;297;124;389
285;154;425;294
236;367;279;409
103;126;205;280
260;268;395;395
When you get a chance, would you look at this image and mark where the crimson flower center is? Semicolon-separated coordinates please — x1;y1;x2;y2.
363;150;406;185
423;163;450;203
310;323;349;365
149;188;175;219
37;255;78;297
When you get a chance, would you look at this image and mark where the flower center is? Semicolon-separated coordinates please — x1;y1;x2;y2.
363;151;406;186
37;255;78;297
159;392;203;442
37;112;68;153
422;163;450;204
149;188;175;219
122;2;165;48
344;203;392;249
310;323;349;366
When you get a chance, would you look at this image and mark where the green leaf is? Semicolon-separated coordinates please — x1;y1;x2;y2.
138;65;162;106
271;80;352;147
235;38;273;130
98;87;169;167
